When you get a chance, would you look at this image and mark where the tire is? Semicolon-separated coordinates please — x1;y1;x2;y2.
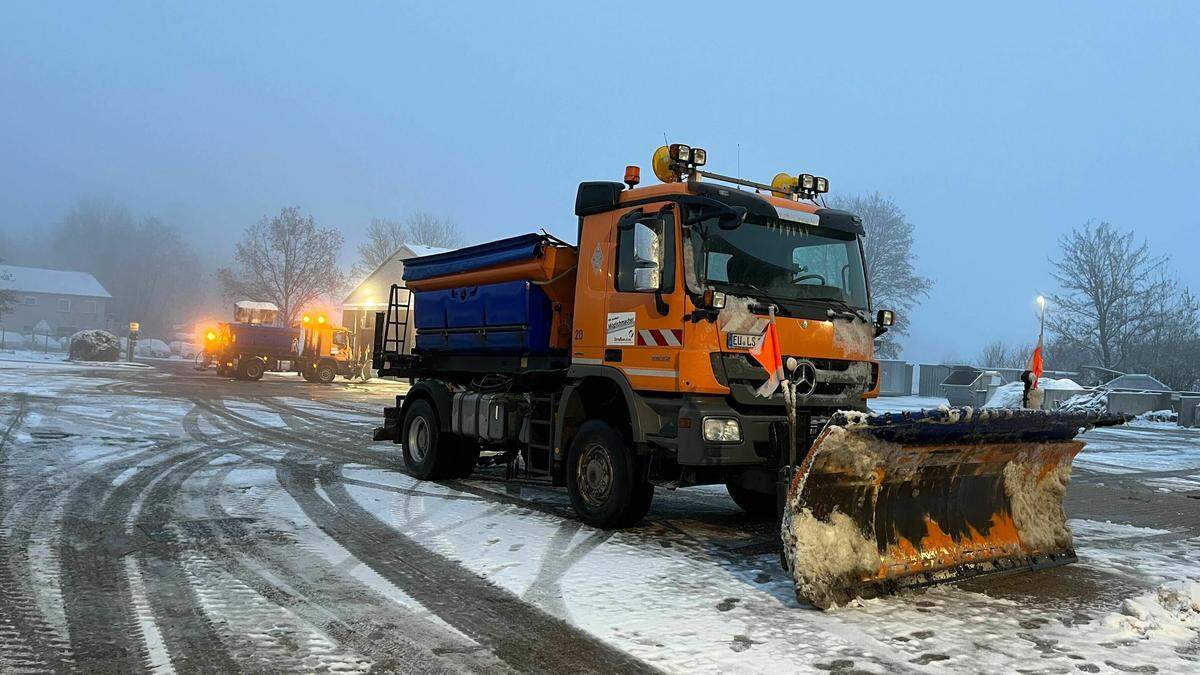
240;358;265;382
725;480;776;516
401;399;457;480
315;362;337;384
566;420;653;529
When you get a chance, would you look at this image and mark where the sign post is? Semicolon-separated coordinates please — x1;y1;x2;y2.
127;322;140;362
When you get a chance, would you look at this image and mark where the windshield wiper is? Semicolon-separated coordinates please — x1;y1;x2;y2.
720;281;785;309
812;296;868;322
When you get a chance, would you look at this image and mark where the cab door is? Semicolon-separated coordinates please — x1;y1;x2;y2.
602;202;686;393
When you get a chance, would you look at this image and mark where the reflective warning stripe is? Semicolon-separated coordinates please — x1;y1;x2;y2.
636;329;684;347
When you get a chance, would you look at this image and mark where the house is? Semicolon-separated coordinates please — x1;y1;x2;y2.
342;244;451;356
0;264;112;338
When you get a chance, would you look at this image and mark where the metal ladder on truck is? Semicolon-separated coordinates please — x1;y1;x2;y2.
373;284;412;377
508;393;558;481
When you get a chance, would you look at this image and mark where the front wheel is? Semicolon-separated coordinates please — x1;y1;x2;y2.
315;362;337;384
566;420;653;529
725;480;776;516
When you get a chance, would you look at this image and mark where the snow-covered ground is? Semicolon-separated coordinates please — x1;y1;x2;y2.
1;364;1197;673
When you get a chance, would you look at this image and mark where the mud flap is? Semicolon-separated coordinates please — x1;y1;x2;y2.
373;397;405;443
781;408;1123;609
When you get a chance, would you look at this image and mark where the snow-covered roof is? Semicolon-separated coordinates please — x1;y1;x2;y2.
0;264;111;298
1105;374;1170;392
234;300;279;311
400;244;451;259
342;243;456;308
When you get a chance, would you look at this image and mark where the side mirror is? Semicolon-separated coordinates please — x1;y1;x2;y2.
632;222;662;291
876;309;895;327
718;205;747;230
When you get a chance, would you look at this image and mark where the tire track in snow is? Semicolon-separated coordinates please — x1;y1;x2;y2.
191;463;508;673
278;457;658;674
182;404;508;672
0;393;73;672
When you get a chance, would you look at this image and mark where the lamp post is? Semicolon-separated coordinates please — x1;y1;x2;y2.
1036;295;1046;337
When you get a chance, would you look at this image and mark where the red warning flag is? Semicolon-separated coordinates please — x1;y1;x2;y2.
751;312;784;397
1029;320;1045;388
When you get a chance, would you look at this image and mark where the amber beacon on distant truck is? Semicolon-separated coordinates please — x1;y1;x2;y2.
372;145;1119;607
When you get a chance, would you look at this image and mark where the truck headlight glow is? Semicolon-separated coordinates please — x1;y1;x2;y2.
702;417;742;443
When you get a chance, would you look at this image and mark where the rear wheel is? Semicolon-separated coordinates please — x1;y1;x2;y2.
315;362;337;384
402;399;457;479
566;420;653;529
240;358;265;382
725;480;776;516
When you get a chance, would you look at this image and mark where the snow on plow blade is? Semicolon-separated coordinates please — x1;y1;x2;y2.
781;408;1121;609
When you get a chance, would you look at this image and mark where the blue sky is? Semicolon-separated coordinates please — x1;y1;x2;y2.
2;2;1197;362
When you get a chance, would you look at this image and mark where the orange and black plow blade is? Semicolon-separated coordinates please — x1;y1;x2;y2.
781;408;1124;609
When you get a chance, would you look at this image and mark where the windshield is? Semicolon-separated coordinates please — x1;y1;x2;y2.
690;215;869;309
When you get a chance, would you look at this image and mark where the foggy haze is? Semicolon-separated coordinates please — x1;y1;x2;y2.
2;2;1198;362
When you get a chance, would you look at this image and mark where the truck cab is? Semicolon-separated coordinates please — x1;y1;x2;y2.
297;312;366;383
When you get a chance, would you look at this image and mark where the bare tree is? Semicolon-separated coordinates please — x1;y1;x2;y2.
403;211;462;249
976;340;1035;369
352;217;407;279
1048;222;1171;370
49;198;202;336
219;207;345;325
1122;281;1200;390
0;260;15;324
829;192;932;358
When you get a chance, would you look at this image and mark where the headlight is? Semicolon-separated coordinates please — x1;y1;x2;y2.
703;417;742;443
669;143;691;162
691;148;707;166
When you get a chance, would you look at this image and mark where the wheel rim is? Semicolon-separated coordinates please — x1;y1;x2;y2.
576;442;614;508
407;416;430;464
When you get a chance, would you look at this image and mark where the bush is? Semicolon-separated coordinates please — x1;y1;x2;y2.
69;329;121;361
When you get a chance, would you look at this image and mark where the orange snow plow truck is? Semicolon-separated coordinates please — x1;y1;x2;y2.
372;145;1123;608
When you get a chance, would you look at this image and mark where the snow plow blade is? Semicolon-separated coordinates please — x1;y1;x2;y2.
781;408;1123;609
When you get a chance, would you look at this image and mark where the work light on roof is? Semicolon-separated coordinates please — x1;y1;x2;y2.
669;144;691;162
691;148;707;166
814;176;829;193
800;173;816;191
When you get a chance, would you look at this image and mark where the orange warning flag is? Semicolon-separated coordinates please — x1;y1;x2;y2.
751;313;784;397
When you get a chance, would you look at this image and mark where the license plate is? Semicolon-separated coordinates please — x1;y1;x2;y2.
726;333;761;350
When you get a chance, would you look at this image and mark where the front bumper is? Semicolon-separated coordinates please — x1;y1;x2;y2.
676;396;787;466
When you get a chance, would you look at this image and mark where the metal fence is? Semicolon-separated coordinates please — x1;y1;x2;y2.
877;360;913;396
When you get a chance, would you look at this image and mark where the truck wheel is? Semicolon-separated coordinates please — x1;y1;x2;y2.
240;359;265;382
315;362;337;384
402;399;456;480
725;480;776;516
566;420;653;529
